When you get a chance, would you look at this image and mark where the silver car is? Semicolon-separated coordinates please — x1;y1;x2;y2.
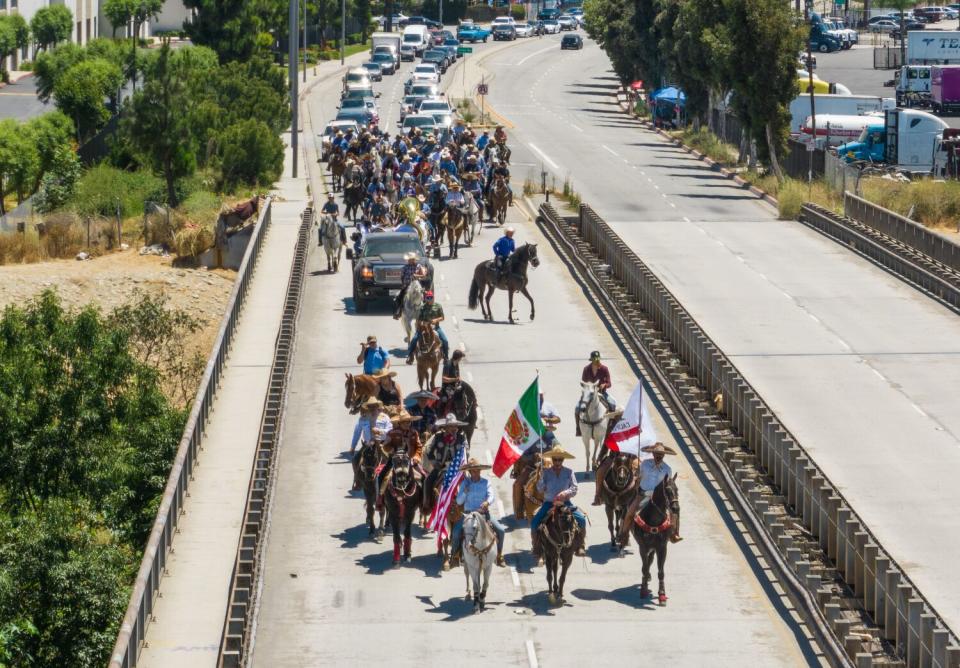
557;14;578;30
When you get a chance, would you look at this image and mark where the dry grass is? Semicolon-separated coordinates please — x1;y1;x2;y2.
675;128;740;167
172;226;215;258
859;178;960;230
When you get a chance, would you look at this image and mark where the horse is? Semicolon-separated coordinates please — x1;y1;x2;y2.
436;381;478;444
382;449;424;566
401;279;424;343
422;444;463;570
319;214;342;272
539;504;584;606
597;451;638;552
328;152;346;192
468;243;539;324
628;475;679;605
511;449;544;520
344;372;379;413
344;177;365;222
427;191;446;257
488;176;509;226
383;167;398;204
462;511;497;612
577;381;611;473
414;323;443;390
463;193;481;246
359;443;386;541
445;205;467;259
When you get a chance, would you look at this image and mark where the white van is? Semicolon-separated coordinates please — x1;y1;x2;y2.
402;25;430;57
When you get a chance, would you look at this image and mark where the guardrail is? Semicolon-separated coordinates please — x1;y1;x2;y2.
844;192;960;274
549;200;960;668
109;198;274;668
217;206;312;667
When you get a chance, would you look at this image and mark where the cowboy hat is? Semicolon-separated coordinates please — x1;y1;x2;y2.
407;390;439;401
431;174;442;183
641;442;677;456
362;396;383;409
394;410;422;423
403;251;417;261
544;445;576;460
459;457;491;472
505;227;515;234
417;194;426;202
451;182;461;189
462;172;477;180
435;412;467;428
373;369;398;379
327;193;335;199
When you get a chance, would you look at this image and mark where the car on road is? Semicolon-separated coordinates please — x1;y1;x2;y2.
343;68;372;88
347;232;434;312
371;51;397;75
336;107;375;126
399;112;439;136
542;18;561;34
869;19;899;32
319;120;360;160
561;33;583;49
443;38;462;56
339;98;380;125
491;16;516;28
400;15;441;29
493;23;517;40
410;82;440;99
515;21;535;37
537;7;560;20
557;14;578;30
399;94;424;121
361;62;383;81
417;98;454;116
457;21;491;43
422;49;451;73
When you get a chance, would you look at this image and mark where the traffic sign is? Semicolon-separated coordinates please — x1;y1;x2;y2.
458;46;473;54
477;83;489;95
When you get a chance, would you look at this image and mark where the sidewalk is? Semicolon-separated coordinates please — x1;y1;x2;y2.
137;134;308;667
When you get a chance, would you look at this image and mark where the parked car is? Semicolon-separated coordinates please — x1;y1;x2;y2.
361;62;383;81
869;19;899;32
371;51;397;75
914;6;944;22
319;120;360;160
347;232;434;313
542;18;561;34
561;33;583;49
557;14;578;30
537;7;560;20
400;15;441;29
493;23;517;40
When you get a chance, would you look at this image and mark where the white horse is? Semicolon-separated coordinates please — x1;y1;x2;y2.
461;511;496;613
319;214;342;272
463;193;481;246
401;278;423;343
578;381;610;473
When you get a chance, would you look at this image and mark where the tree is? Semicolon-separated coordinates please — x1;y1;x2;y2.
129;42;197;206
32;43;85;103
29;5;73;52
26;111;74;193
668;0;728;125
0;120;37;215
33;146;81;213
102;0;134;38
218;118;284;189
882;0;914;68
52;59;124;141
183;0;285;62
0;15;30;81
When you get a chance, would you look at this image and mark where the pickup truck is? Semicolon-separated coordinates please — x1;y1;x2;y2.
457;23;490;43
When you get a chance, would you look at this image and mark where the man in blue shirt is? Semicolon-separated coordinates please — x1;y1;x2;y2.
357;335;390;374
450;457;507;567
477;131;490;151
530;445;587;559
492;227;515;280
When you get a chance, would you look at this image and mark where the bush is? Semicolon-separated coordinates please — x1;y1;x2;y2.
18;60;32;71
71;165;163;218
33;146;82;214
776;178;804;220
860;177;960;229
510;4;526;20
218;119;284;190
465;5;498;22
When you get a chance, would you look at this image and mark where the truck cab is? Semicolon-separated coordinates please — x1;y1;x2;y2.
809;13;843;52
895;66;932;107
884;108;950;172
837;124;888;163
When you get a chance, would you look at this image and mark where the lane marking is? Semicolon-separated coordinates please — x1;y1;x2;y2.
601;144;619;157
837;338;852;351
653;184;659;190
459;341;467;352
452;315;459;327
517;44;557;66
873;369;885;380
526;640;539;668
496;498;506;518
527;142;559;170
683;216;691;223
510;566;521;588
912;403;928;418
807;313;821;324
669;202;676;208
571;124;583;132
484;449;493;465
466;371;474;383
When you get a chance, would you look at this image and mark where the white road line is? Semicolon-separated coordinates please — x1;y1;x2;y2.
913;403;928;418
807;313;821;324
510;566;521;588
440;273;445;281
466;371;474;383
669;202;676;208
683;216;691;223
476;406;484;421
736;256;746;263
459;341;467;352
451;315;459;327
527;143;559;170
571;124;583;132
526;640;539;668
837;338;852;350
496;498;505;518
873;369;885;380
640;170;646;176
517;44;557;66
484;449;493;465
601;144;619;157
653;184;659;190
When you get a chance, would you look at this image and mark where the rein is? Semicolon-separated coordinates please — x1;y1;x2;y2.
602;465;635;498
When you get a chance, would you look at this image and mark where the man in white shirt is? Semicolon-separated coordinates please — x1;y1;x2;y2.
620;442;682;543
350;397;393;491
451;458;507;567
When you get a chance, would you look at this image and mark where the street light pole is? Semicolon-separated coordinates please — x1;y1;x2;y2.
439;0;443;27
302;0;307;84
289;0;299;178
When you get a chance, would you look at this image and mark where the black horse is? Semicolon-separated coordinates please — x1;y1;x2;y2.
435;381;478;444
539;505;585;606
596;451;638;552
343;176;365;222
428;190;446;258
628;475;680;605
468;243;539;324
359;443;386;541
382;449;424;567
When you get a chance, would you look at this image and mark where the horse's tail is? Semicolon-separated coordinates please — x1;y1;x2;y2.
468;275;481;310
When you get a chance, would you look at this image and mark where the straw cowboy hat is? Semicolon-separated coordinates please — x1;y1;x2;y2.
393;410;422;423
545;445;576;461
641;442;677;456
459;457;491;473
435;412;467;428
362;396;384;409
373;369;398;379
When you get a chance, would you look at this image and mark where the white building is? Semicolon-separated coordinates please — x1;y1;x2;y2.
2;0;99;68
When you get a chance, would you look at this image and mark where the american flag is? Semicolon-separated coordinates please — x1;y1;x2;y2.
427;444;466;547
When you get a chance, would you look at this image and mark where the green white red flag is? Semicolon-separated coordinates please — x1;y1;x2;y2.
493;377;543;477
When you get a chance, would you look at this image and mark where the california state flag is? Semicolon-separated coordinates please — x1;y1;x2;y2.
605;381;657;460
493;377;544;477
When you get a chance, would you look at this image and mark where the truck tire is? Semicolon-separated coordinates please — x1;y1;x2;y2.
818;43;829;53
483;36;488;42
353;283;369;313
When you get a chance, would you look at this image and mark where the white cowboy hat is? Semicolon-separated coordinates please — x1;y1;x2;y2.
393;410;422;423
373;369;397;379
407;390;439;401
435;412;467;428
431;174;442;183
505;227;515;234
403;251;417;261
362;396;384;409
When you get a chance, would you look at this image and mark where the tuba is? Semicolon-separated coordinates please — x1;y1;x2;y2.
398;196;420;226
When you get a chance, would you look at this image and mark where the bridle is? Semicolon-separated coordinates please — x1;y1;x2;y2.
635;478;677;535
539;505;580;552
577;385;604;427
465;512;496;556
602;457;635;498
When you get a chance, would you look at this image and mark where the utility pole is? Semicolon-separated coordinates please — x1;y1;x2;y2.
290;0;299;178
439;0;443;27
302;0;307;84
805;0;816;184
340;0;346;65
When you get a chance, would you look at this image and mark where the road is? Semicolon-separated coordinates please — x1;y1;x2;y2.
0;76;52;121
249;35;821;667
482;34;960;636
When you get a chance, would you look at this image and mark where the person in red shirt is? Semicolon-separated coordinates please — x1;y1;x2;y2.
576;351;617;436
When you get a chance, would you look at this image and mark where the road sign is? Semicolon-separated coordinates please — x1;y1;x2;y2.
458;46;473;54
477;83;489;95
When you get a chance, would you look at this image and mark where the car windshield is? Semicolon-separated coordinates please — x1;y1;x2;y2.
341;98;364;108
405;116;436;127
419;101;450;111
363;237;423;257
403;34;421;42
373;53;392;62
362;63;380;70
411;86;437;96
545;19;558;25
415;65;436;73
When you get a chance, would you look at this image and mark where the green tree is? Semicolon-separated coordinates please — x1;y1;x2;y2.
583;0;644;84
33;146;81;213
32;43;85;103
0;15;30;81
29;5;73;52
129;42;197;206
103;0;134;38
0;120;37;215
52;58;124;141
183;0;285;62
669;0;728;125
26;111;74;192
218;118;284;189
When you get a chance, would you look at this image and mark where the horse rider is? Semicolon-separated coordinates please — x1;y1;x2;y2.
441;349;464;389
463;172;483;208
619;442;682;544
350;397;393;491
445;181;466;212
374;369;403;409
357;334;390;375
423;413;469;516
370;191;391;226
394;252;427;319
530;445;587;558
493;227;516;281
320;193;348;245
450;458;507;568
489;158;513;206
377;411;425;509
494;125;508;145
575;350;617;436
406;290;450;363
408;389;439;440
439;149;458;177
477;131;491;151
540;392;561;447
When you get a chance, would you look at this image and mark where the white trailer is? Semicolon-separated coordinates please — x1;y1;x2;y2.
789;94;894;134
371;32;402;60
906;31;960;65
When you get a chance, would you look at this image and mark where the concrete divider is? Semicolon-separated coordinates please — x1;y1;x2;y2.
552;200;960;668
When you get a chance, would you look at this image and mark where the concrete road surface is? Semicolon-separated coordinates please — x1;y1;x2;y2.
0;76;52;121
249;37;820;668
482;35;960;636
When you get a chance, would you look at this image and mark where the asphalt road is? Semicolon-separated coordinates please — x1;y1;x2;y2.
0;76;52;121
482;35;960;636
249;36;821;667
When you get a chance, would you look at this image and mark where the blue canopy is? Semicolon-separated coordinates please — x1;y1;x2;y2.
650;86;686;104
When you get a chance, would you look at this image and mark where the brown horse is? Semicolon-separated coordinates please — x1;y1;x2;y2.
511;451;544;520
488;176;509;226
344;372;379;413
468;243;539;324
596;451;639;552
445;206;466;259
414;323;442;389
383;449;424;566
539;505;584;606
328;151;346;192
628;475;679;605
359;442;386;541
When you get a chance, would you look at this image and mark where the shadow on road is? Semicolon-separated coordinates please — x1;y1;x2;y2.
506;591;572;616
570;584;656;610
332;524;373;550
680;193;759;201
418;593;505;621
585;540;629;566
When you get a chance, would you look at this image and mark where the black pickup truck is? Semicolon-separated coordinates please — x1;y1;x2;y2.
347;232;434;313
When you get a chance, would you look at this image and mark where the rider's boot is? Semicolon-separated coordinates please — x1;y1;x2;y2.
670;512;683;543
392;543;401;564
406;354;414;365
592;458;612;505
496;552;506;567
531;531;541;558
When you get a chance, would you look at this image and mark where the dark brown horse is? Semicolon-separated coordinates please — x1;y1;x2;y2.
539;505;584;606
488;175;509;226
344;176;365;222
468;243;539;324
435;381;478;444
596;451;638;552
383;449;423;567
511;450;543;521
628;475;679;605
445;205;466;258
344;372;379;413
414;323;442;390
359;443;386;541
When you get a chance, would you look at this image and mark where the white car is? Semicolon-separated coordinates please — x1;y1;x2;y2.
491;16;516;28
417;98;454;115
320;120;361;160
541;18;561;34
413;63;440;83
515;21;535;37
557;14;578;30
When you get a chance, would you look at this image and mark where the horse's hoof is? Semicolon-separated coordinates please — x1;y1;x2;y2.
658;594;668;606
610;543;618;553
547;593;556;606
640;588;651;599
393;559;401;568
442;560;450;571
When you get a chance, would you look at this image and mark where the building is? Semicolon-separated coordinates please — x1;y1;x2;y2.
3;0;99;69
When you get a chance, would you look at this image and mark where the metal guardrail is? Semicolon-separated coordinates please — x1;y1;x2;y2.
217;206;312;667
845;192;960;275
109;198;274;668
542;200;960;668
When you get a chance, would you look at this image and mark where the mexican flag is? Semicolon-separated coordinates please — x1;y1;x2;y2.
493;377;544;477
